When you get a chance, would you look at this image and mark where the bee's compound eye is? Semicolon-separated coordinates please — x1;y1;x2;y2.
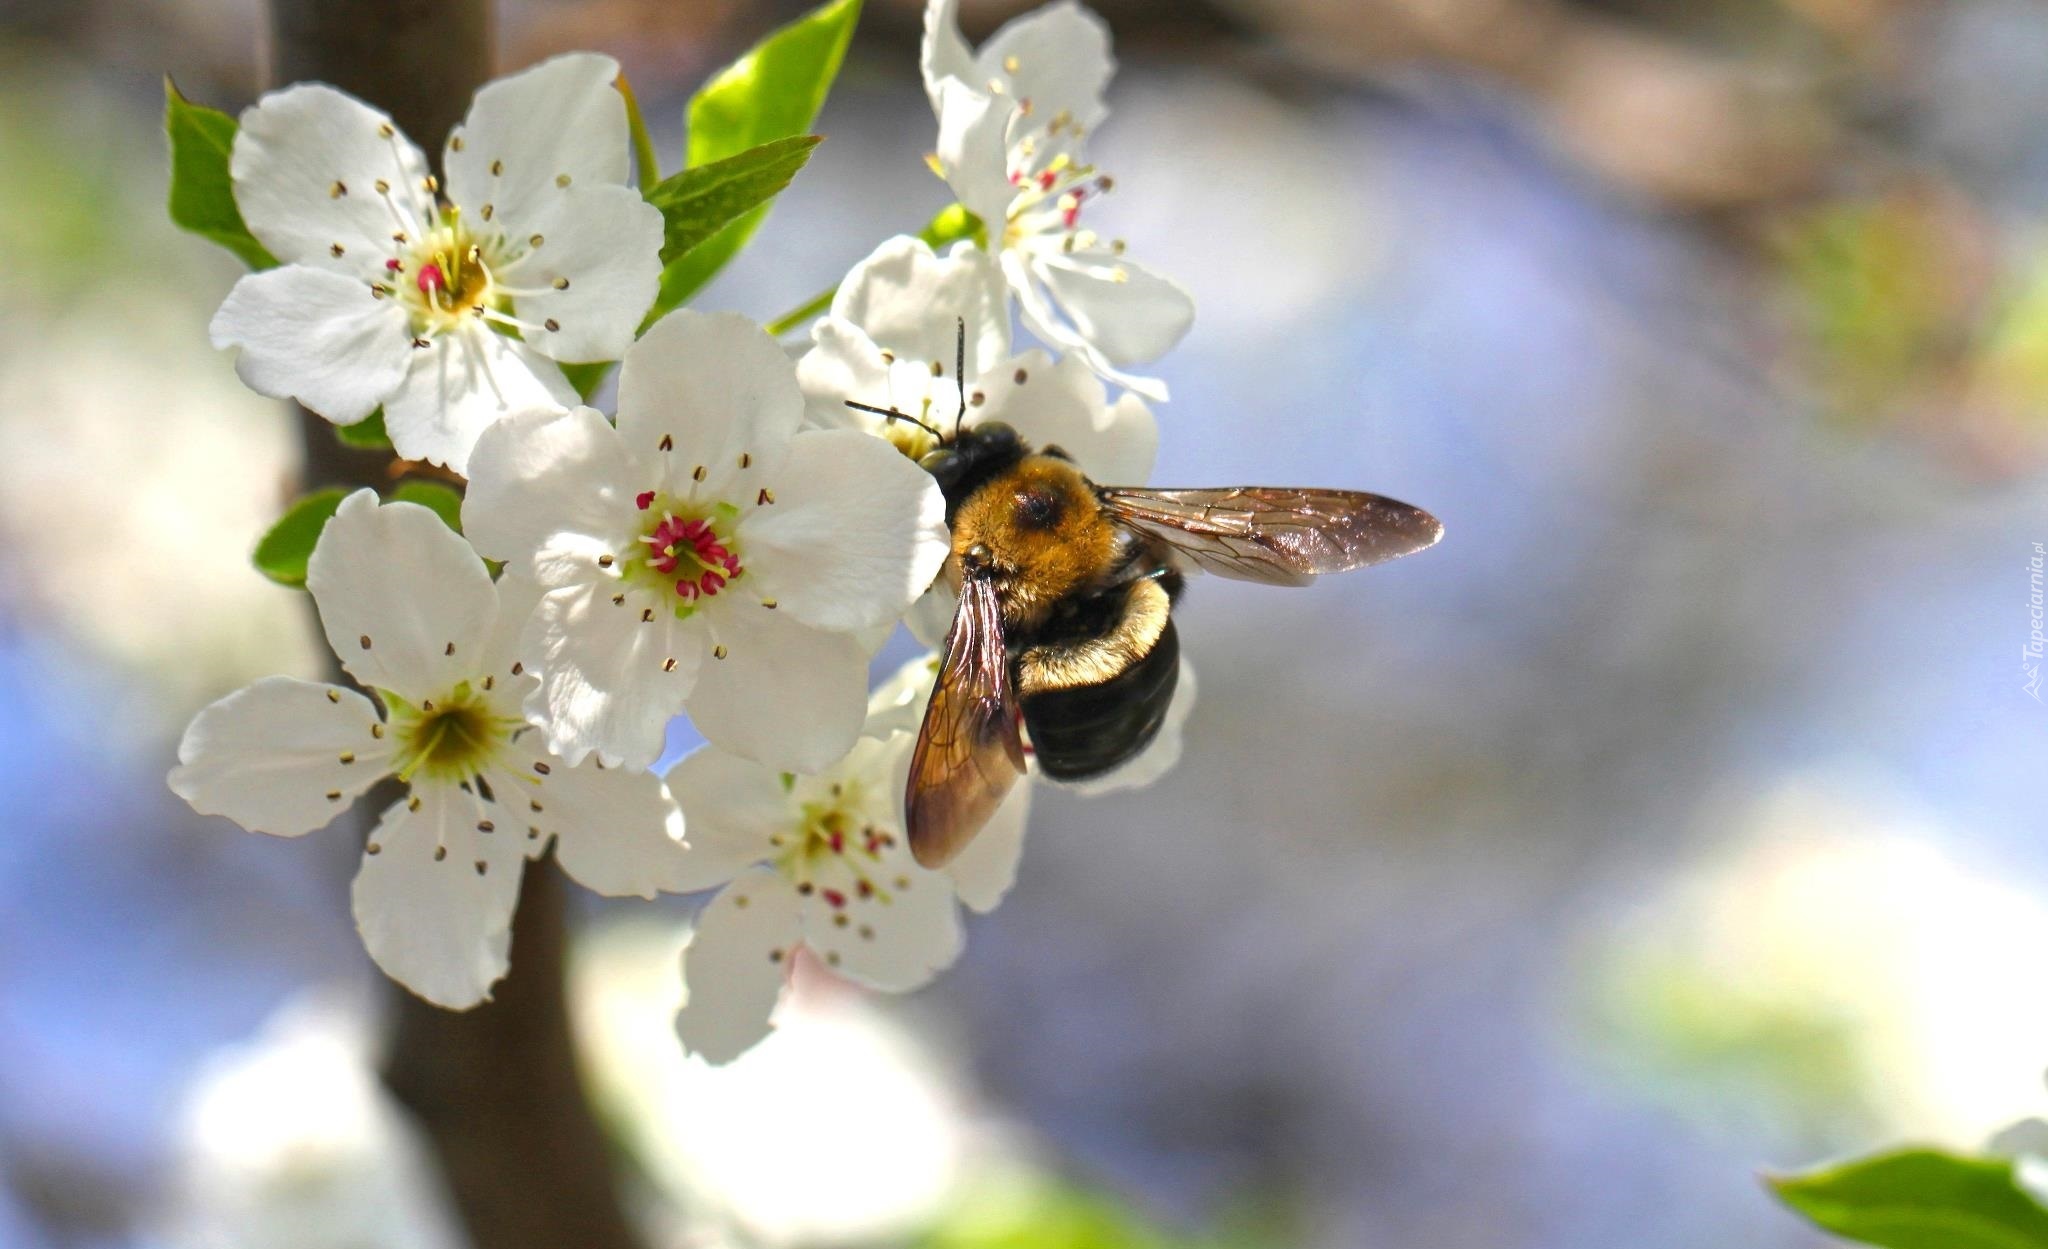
919;448;957;475
975;421;1019;446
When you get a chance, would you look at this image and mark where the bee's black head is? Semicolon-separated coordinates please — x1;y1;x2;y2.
920;420;1028;517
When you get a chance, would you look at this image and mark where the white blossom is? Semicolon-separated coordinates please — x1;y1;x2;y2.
210;53;662;473
169;491;689;1008
464;310;951;774
664;669;1028;1063
921;0;1194;400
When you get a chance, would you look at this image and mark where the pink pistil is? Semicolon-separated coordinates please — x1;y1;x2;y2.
821;888;848;909
635;490;656;511
416;262;445;294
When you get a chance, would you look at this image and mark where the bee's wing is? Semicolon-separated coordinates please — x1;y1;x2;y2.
1099;486;1444;586
906;571;1027;869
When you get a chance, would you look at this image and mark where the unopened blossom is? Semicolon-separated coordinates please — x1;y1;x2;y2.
665;685;1022;1062
921;0;1193;400
169;491;689;1008
211;53;662;473
463;310;951;774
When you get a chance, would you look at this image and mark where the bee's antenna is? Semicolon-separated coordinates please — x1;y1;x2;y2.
844;399;943;439
954;316;967;438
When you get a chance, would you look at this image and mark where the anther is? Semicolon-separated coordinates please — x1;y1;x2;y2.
330;181;347;198
491;159;504;176
326;689;340;703
738;452;750;468
475;860;488;875
611;593;625;605
662;657;676;672
326;790;342;801
556;173;571;188
433;846;447;862
692;464;706;482
544;319;560;332
451;136;465;152
636;490;656;510
713;644;728;660
757;488;774;505
553;276;569;290
370;723;385;738
444;641;455;656
533;761;551;775
1014;368;1029;384
658;434;673;451
360;634;372;649
477;820;494;832
481;204;494;221
930;360;944;377
761;599;778;610
422;175;439;194
374;179;390;194
330;243;345;258
598;554;614;568
378;123;394;139
510;662;524;675
641;608;654;622
408;795;422;812
481;675;493;690
529;233;544;248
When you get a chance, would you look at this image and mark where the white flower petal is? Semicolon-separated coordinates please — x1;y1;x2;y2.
864;652;942;740
168;676;392;836
664;746;788;893
477;572;545;699
515;756;688;898
675;868;802;1064
919;0;976;109
463;406;636;566
830;237;1010;377
305;490;497;702
1029;251;1194;370
615;311;804;497
523;579;701;769
974;350;1156;483
797;319;895;431
380;328;575;475
977;0;1115;131
1005;250;1169;401
739;429;948;633
932;79;1015;227
443;53;629;235
209;266;410;425
503;185;663;364
903;582;960;650
1062;656;1196;796
806;856;963;994
231;83;433;270
945;780;1031;913
352;785;528;1009
689;597;867;773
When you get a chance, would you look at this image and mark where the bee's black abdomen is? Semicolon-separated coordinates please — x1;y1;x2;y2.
1022;618;1179;782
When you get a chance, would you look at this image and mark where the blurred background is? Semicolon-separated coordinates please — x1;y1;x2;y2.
4;0;2048;1245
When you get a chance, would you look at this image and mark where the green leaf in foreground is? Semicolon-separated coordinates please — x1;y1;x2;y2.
560;360;614;401
164;78;275;270
1768;1148;2048;1249
389;480;464;534
652;0;860;316
332;409;392;450
647;135;822;268
252;489;346;587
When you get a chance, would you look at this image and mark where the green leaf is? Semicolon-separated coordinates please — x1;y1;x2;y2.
252;489;347;587
647;135;822;267
560;360;614;401
333;409;392;450
652;0;861;317
1768;1148;2048;1249
389;480;464;534
164;77;275;270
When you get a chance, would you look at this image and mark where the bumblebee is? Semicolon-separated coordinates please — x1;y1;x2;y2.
849;343;1444;869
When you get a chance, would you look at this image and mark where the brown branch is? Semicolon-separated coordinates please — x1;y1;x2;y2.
263;5;646;1247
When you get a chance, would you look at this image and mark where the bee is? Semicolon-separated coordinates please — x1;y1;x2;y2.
848;331;1443;869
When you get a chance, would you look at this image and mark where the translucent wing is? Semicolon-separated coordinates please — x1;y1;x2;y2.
1099;486;1444;586
906;571;1027;869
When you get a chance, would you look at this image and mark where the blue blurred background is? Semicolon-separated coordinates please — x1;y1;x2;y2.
3;1;2048;1246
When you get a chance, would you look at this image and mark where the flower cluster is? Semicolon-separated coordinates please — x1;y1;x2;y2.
171;0;1197;1058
